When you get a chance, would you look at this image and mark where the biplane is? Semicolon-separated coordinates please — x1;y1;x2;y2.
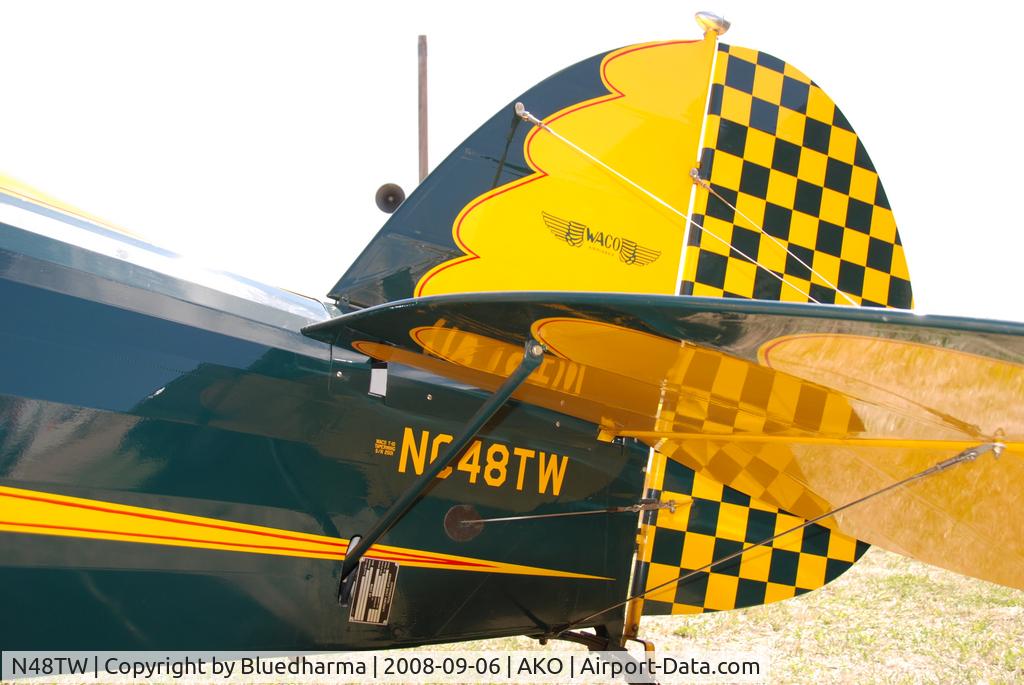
1;12;1021;653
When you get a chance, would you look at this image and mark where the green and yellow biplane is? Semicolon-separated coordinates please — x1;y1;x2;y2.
1;13;1020;652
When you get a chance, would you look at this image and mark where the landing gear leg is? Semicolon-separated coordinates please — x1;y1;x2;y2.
541;619;658;685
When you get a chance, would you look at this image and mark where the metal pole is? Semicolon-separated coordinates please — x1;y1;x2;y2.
418;34;428;182
340;339;545;587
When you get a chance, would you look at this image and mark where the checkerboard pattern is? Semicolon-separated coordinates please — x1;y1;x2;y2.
659;344;864;437
649;342;864;516
627;338;871;616
633;453;869;615
679;43;913;308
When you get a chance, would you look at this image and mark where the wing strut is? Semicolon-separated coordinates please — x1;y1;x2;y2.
553;440;1007;637
338;338;546;606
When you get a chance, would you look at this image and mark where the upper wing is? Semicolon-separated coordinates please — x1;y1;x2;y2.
304;293;1024;590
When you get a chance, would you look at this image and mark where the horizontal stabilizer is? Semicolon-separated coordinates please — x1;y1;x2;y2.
304;293;1024;589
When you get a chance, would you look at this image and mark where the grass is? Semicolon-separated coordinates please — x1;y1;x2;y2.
448;548;1024;684
24;549;1023;684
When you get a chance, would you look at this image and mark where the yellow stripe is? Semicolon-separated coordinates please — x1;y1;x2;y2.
0;172;141;239
0;486;607;580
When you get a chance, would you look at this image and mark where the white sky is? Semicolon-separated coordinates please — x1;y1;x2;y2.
3;1;1022;322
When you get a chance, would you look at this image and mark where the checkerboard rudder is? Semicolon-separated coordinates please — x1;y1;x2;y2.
634;454;868;616
618;38;900;630
680;43;913;310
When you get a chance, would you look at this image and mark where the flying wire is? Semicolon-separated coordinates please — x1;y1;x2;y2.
550;440;1005;637
689;169;859;306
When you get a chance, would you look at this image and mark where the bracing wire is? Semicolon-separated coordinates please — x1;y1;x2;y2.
690;171;859;306
550;441;1004;636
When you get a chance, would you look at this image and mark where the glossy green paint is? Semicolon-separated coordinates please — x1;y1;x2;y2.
0;211;646;650
339;339;546;580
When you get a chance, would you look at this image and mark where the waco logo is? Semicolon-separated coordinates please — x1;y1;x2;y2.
542;211;660;266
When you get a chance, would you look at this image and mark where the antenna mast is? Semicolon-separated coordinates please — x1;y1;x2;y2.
418;35;428;182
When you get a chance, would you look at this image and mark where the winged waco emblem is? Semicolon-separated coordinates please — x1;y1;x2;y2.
542;211;586;247
618;239;661;266
541;212;660;266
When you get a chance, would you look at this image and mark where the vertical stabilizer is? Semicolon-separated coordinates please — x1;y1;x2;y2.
331;35;912;312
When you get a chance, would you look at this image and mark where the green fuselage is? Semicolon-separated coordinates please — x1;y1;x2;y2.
0;194;644;649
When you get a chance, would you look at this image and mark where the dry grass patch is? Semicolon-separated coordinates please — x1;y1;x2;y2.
458;548;1024;684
